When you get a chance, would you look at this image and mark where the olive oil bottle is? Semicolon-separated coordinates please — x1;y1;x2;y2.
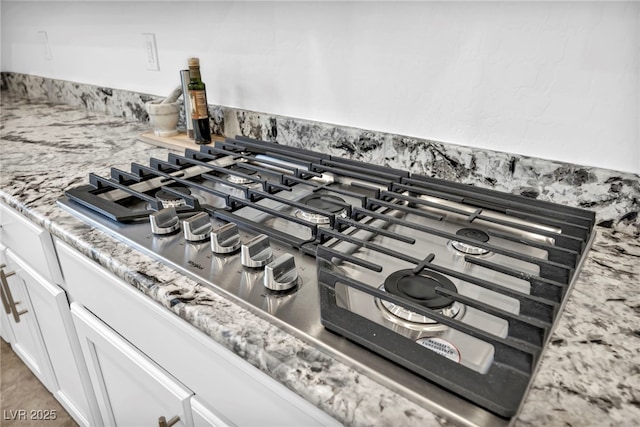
187;57;211;144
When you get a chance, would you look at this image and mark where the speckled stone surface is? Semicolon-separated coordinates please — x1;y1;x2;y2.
3;72;638;238
1;87;639;426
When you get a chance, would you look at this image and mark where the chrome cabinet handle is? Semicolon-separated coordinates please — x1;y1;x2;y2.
0;264;11;314
158;415;180;427
0;278;11;315
0;265;27;323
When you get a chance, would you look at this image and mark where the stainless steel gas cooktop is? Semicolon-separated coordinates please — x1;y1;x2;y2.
58;136;596;426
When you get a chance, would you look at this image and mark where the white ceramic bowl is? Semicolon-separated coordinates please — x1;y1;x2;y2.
145;100;180;137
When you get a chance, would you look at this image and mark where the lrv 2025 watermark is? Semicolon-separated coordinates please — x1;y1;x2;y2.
3;409;57;421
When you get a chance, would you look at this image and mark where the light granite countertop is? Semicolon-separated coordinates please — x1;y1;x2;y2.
1;93;639;427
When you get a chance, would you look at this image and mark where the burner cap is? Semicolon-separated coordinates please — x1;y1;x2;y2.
155;186;191;208
225;165;259;185
155;187;191;201
384;269;457;309
451;227;491;255
376;270;464;327
455;227;490;242
300;194;346;213
295;195;347;224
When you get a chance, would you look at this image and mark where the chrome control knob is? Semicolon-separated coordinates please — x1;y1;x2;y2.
240;234;273;268
182;212;212;242
263;254;298;292
210;223;241;254
150;208;180;235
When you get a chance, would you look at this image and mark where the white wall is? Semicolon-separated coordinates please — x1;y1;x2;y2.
2;1;639;174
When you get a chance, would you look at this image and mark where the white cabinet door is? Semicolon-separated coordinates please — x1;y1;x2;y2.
2;247;99;426
7;248;100;427
71;303;194;427
191;397;234;427
0;247;55;392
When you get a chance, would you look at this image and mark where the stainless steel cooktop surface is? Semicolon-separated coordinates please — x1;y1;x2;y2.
58;136;596;426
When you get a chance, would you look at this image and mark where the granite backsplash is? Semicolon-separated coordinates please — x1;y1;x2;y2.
2;71;638;236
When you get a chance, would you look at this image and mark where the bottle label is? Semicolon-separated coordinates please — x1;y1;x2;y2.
189;90;209;120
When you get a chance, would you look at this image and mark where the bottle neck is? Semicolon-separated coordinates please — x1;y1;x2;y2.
189;67;202;82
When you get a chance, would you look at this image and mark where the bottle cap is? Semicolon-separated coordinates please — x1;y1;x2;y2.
188;57;200;68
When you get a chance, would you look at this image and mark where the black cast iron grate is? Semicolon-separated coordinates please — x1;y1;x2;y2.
316;169;595;417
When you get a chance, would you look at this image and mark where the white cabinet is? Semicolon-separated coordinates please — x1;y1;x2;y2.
56;239;340;427
0;203;100;427
0;247;55;390
72;303;194;427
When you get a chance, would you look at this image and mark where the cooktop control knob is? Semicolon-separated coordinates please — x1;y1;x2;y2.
182;212;212;242
150;208;180;235
263;254;298;292
240;234;273;268
210;223;241;254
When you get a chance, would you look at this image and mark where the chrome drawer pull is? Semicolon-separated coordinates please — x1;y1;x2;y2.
158;415;180;427
0;268;27;323
0;280;11;314
0;264;9;313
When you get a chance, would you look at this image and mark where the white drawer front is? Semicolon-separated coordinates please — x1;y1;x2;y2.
0;204;62;285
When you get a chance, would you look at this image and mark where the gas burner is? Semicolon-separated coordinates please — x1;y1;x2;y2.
450;227;491;256
224;166;259;185
295;195;347;224
154;186;192;208
375;269;464;331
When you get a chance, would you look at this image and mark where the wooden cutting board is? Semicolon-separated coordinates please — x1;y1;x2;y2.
137;131;225;151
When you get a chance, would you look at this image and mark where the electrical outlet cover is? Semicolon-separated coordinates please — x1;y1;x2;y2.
37;31;53;60
142;33;160;71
